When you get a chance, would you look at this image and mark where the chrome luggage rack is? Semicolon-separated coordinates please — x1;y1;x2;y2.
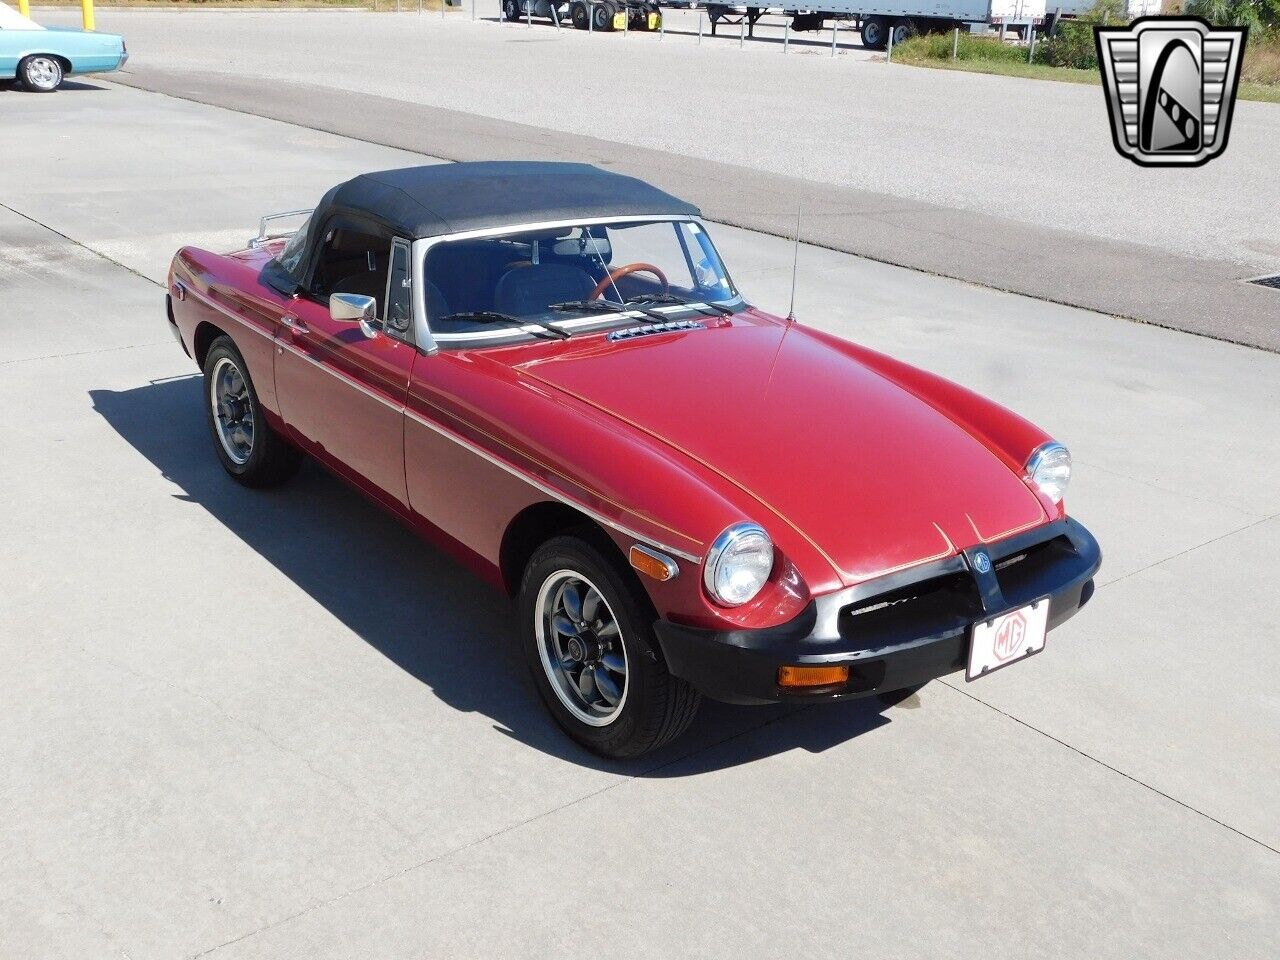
247;209;312;249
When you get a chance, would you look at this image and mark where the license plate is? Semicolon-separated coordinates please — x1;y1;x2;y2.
966;599;1050;681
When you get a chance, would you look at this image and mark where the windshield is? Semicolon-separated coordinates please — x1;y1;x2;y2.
424;219;740;343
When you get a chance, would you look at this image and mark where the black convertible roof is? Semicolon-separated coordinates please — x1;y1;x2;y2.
315;162;701;239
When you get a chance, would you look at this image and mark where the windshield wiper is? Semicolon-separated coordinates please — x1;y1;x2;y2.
437;311;570;341
552;297;676;326
624;293;736;316
548;299;623;314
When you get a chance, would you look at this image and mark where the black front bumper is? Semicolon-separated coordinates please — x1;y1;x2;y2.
655;518;1101;705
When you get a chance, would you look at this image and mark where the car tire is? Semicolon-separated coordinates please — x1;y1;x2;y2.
203;336;302;488
860;16;887;50
503;0;522;20
591;0;614;31
571;0;589;29
18;55;64;93
520;534;701;758
888;18;916;46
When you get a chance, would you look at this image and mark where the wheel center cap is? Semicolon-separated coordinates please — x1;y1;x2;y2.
566;635;601;663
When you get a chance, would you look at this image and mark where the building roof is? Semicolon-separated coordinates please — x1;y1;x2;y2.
314;161;701;240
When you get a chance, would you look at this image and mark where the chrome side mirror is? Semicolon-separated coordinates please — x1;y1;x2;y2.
329;293;379;339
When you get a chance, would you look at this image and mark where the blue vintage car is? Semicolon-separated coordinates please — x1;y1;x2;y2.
0;5;127;92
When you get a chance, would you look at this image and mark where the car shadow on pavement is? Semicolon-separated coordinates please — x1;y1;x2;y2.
91;376;895;775
0;80;108;94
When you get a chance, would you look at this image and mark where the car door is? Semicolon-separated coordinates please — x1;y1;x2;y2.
274;226;415;512
0;28;23;76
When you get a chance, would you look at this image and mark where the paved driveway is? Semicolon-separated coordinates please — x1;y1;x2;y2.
1;82;1277;960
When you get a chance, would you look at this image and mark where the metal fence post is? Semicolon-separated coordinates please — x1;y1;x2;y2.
589;1;593;31
698;10;704;43
395;0;400;12
830;20;838;57
886;22;893;61
952;26;959;59
552;2;560;27
624;2;629;35
659;10;664;38
472;0;476;19
527;0;532;27
783;18;790;54
1028;28;1036;62
739;16;745;48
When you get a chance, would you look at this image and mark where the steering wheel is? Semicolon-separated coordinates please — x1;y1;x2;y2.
589;262;669;302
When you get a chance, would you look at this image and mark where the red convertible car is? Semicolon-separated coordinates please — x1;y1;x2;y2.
166;162;1100;757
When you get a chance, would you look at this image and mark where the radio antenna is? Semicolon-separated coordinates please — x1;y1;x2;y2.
786;207;801;323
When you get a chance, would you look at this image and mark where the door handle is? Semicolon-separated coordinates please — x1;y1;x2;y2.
280;313;308;334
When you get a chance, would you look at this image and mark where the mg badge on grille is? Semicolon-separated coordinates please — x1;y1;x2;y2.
1095;17;1247;167
972;552;992;575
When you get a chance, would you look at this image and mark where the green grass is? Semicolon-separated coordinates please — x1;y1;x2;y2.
893;38;1280;104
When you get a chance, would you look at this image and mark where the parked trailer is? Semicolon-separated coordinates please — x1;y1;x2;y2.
502;0;662;30
1048;0;1162;14
703;1;1045;48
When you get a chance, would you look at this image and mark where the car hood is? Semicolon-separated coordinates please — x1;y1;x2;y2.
513;316;1047;586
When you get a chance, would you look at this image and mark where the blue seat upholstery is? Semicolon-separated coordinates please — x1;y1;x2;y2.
492;264;594;317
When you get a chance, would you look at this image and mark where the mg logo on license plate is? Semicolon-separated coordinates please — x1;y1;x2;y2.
967;601;1051;681
993;610;1027;662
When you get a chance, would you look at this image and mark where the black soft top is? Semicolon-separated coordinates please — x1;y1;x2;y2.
315;161;701;239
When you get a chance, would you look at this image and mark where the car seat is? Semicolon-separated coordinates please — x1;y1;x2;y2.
492;263;594;317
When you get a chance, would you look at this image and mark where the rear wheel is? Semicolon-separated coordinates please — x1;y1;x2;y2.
591;0;615;31
503;0;523;21
888;18;915;46
520;535;700;757
203;337;302;487
571;0;589;28
860;16;888;50
18;55;63;93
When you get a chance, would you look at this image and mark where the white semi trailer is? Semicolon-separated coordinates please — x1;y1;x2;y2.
1048;0;1162;16
706;1;1046;48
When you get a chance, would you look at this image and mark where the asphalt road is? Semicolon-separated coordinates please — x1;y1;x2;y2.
39;6;1280;350
2;82;1278;960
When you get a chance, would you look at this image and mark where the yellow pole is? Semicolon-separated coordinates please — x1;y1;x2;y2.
17;0;30;18
81;0;96;31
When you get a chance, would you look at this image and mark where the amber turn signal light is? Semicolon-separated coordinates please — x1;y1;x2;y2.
777;664;850;689
629;544;679;582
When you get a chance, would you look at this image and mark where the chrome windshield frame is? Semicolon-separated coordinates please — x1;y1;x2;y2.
410;215;741;353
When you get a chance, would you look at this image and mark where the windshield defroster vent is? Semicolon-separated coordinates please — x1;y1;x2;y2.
607;320;704;341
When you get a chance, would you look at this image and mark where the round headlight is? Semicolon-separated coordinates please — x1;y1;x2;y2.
704;523;774;607
1027;442;1071;504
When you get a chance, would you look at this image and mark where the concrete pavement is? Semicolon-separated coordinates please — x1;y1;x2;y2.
1;82;1278;960
37;6;1280;352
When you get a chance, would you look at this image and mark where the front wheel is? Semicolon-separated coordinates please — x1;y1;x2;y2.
520;535;700;757
503;0;523;21
18;55;64;93
203;337;302;487
570;0;589;28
